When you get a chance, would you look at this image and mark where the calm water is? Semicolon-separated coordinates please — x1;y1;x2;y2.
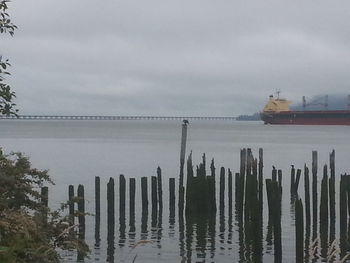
1;120;350;262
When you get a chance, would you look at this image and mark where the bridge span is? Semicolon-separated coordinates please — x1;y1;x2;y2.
0;115;236;121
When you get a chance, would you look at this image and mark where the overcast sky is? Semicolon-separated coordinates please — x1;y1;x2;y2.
2;0;350;116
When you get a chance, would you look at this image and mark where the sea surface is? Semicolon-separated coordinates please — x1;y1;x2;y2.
1;120;350;262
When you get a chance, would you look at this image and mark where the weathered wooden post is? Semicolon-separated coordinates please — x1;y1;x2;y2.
129;178;136;231
304;165;311;227
68;185;74;225
77;184;85;235
179;121;188;217
95;177;100;223
312;151;318;232
295;198;304;263
329;150;336;241
141;177;148;214
95;176;101;246
157;167;163;212
119;174;126;219
294;169;301;194
220;167;225;213
277;169;282;193
107;177;115;234
290;165;295;194
339;174;348;257
319;165;329;258
107;178;115;263
228;169;233;216
169;178;176;219
258;148;263;216
151;175;158;226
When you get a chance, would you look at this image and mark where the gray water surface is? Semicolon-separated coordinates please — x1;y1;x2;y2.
1;120;349;262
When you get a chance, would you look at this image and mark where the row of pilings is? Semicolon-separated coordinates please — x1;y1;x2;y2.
44;147;350;262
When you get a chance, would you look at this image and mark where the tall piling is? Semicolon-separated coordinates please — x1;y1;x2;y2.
295;198;304;263
329;150;336;241
157;167;163;212
312;151;318;235
141;177;148;215
77;184;85;237
220;167;225;213
151;175;158;226
169;178;176;219
119;174;126;219
179;121;188;217
95;177;101;246
68;185;74;226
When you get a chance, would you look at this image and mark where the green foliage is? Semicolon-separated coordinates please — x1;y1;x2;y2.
0;0;18;116
0;150;89;262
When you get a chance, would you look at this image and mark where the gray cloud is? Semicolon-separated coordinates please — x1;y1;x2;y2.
2;0;350;115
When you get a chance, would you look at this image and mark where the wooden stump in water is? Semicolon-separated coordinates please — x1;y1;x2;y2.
295;198;304;263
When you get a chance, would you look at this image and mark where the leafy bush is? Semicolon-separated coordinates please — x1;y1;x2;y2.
0;150;89;262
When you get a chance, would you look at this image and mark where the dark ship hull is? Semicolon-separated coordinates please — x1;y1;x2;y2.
261;110;350;125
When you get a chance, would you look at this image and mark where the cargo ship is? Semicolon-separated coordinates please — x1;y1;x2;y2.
260;94;350;125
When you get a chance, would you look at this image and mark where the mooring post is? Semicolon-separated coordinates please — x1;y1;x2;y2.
68;185;74;225
151;176;158;217
95;176;100;222
220;167;225;213
141;177;149;215
77;184;85;236
157;167;163;212
339;174;348;256
295;169;301;194
295;198;304;263
304;165;311;227
179;121;188;217
129;178;136;220
119;174;126;219
107;177;115;235
228;169;233;216
169;178;176;219
312;151;318;233
290;165;295;194
319;165;329;258
329;150;336;241
258;148;264;216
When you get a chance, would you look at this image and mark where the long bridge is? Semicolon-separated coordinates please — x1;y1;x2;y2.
0;115;237;121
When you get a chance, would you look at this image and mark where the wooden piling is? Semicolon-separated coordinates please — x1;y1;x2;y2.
329;150;336;241
312;151;318;231
304;165;311;227
294;169;301;194
277;169;282;193
339;174;348;256
119;174;126;219
179;121;188;216
68;185;74;225
77;184;85;234
295;198;304;263
157;167;163;212
107;177;115;233
319;165;329;258
228;169;233;215
129;178;136;218
290;165;295;194
258;148;263;216
151;176;158;216
141;177;148;214
95;177;100;222
220;167;225;213
169;178;176;218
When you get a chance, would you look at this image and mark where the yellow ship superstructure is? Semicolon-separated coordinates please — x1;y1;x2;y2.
263;95;292;113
